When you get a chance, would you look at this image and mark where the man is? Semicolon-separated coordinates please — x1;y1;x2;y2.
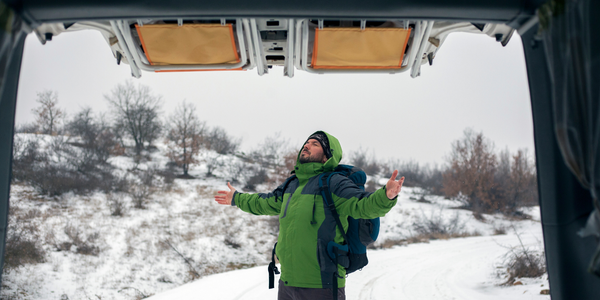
215;131;404;300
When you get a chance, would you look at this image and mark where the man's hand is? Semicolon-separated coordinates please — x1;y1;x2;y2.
385;170;405;200
215;182;236;205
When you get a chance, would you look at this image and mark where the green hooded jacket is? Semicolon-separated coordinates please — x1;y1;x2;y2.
232;131;397;289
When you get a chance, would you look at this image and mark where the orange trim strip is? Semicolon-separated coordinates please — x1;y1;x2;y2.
155;68;244;73
135;24;154;65
398;28;412;67
228;24;241;63
311;28;320;67
312;65;404;70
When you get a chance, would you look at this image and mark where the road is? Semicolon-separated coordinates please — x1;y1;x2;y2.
148;230;549;300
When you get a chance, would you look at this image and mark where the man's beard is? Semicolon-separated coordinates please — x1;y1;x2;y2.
299;152;326;164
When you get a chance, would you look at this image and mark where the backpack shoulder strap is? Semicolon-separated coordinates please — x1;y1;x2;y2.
318;172;349;242
278;175;297;202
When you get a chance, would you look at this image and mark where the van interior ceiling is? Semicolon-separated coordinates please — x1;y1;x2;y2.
0;0;599;299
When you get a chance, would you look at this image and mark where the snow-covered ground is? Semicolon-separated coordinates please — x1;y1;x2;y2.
3;134;548;299
148;209;548;300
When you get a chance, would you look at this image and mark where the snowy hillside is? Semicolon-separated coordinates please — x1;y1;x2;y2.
2;134;547;299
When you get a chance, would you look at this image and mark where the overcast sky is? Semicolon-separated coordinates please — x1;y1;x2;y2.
15;29;534;166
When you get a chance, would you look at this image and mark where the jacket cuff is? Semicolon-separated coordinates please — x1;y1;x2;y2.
231;191;239;206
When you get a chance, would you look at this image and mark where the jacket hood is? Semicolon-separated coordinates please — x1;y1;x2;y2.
295;131;342;176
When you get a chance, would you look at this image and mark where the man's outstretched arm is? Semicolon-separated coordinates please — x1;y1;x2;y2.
214;181;284;216
331;170;404;219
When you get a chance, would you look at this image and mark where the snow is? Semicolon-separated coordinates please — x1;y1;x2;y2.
3;133;549;299
148;224;548;300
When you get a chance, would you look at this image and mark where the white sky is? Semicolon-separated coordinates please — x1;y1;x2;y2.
15;29;534;165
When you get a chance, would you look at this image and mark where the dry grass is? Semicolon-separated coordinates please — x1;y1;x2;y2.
372;231;482;249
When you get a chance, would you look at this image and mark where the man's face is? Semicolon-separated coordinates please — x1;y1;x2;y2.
299;139;328;164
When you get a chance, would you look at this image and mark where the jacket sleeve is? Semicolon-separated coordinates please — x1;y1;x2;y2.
329;175;397;219
232;182;286;216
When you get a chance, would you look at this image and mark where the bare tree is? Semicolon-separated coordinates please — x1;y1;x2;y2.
32;90;64;135
104;81;162;154
443;129;498;213
165;101;206;176
505;149;538;210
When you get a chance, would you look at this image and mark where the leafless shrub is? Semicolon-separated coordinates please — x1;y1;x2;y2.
66;107;119;164
3;210;45;270
412;207;467;240
12;134;119;196
107;193;127;216
57;224;100;256
14;122;39;134
349;148;381;176
205;152;225;177
138;166;159;187
385;159;424;187
249;133;291;168
421;164;445;195
244;169;268;191
111;173;131;193
157;163;177;191
224;159;249;184
500;231;546;285
130;184;151;209
494;225;507;235
205;126;240;155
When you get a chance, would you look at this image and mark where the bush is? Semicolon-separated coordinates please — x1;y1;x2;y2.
56;224;100;256
349;148;381;176
107;193;127;216
12;134;119;196
3;209;45;270
66;107;120;164
245;169;268;191
205;152;225;177
412;207;468;240
224;159;249;184
205;127;240;155
503;249;546;284
13;122;39;134
249;133;291;168
500;232;546;285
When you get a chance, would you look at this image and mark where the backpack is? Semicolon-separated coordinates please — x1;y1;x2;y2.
267;164;380;290
317;164;380;275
